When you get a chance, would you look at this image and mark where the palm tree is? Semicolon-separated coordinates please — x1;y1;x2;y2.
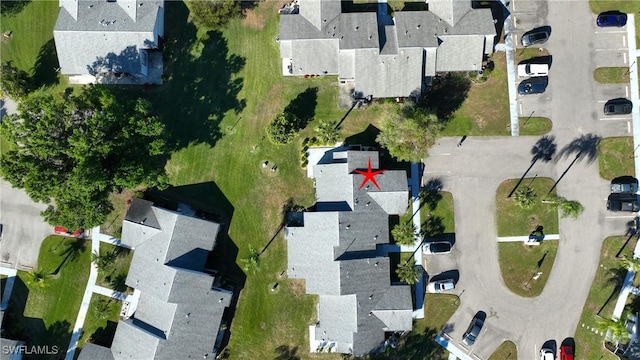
559;200;584;219
314;120;340;145
241;245;260;274
621;255;640;272
26;269;50;288
597;316;629;345
91;250;116;272
514;186;537;209
52;238;87;275
396;260;422;285
392;222;417;246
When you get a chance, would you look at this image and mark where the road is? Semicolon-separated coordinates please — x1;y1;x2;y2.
423;1;635;358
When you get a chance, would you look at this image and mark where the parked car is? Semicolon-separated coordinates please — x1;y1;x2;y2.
462;312;485;346
540;348;554;360
607;193;640;212
518;76;549;95
426;279;455;293
521;27;550;46
422;241;452;255
611;176;639;194
604;98;632;115
560;345;574;360
597;12;627;27
54;226;83;237
517;63;549;77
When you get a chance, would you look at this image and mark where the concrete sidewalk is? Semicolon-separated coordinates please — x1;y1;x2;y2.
497;234;560;242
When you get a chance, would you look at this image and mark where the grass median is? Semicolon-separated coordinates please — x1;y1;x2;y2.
598;137;634;180
498;241;558;297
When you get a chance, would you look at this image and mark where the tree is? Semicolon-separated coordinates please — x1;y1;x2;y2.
559;200;584;219
91;250;117;272
266;112;300;145
392;222;417;246
513;186;537;209
241;245;260;274
597;316;629;345
185;0;241;30
0;86;168;229
620;255;640;272
396;260;422;285
314;120;340;145
26;269;50;288
0;61;33;99
376;106;443;162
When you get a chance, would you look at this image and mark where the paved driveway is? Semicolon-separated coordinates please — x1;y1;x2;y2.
0;179;52;270
422;1;636;359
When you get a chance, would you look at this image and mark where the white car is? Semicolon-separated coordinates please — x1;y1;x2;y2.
426;279;455;293
540;348;554;360
517;63;549;77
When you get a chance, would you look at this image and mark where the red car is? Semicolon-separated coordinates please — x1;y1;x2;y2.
560;345;573;360
54;226;83;237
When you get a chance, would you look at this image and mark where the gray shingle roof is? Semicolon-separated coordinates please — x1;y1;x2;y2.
279;0;496;98
286;149;412;356
54;0;163;76
435;34;486;72
77;343;115;360
79;199;231;360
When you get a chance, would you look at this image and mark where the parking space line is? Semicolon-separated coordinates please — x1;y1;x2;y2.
606;215;637;219
600;117;631;121
518;103;523;115
595;48;628;51
598;100;608;103
595;30;628;34
627;86;630;97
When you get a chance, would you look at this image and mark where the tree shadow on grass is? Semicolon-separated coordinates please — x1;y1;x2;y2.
52;238;88;276
89;320;118;348
145;1;246;151
284;87;318;128
2;277;73;356
417;74;471;120
420;178;444;211
31;38;60;88
274;345;300;360
1;0;31;16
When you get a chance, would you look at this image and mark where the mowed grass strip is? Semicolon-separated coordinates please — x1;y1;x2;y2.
5;236;90;357
496;178;559;237
442;52;511;136
594;67;630;84
574;236;635;360
420;191;455;235
498;241;558;297
519;117;552;136
488;340;517;360
95;242;134;294
76;294;122;354
597;137;634;180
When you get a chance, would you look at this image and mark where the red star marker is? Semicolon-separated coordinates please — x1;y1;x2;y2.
354;158;384;190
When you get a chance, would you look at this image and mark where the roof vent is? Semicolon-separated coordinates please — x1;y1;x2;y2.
375;261;379;266
416;24;421;29
368;294;373;300
88;4;94;8
355;26;359;31
346;225;350;230
368;312;373;316
185;313;190;318
219;298;224;302
139;2;143;6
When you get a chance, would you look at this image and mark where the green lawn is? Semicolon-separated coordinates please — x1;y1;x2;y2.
420;191;455;237
488;341;517;360
76;294;121;356
598;137;635;180
514;48;550;64
519;117;552;136
498;241;558;297
496;178;559;237
590;1;640;44
594;67;630;84
3;236;90;358
95;242;134;294
0;0;68;93
442;53;511;136
574;236;636;360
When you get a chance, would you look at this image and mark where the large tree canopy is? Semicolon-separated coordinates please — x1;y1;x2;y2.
0;85;168;229
376;106;443;162
185;0;241;30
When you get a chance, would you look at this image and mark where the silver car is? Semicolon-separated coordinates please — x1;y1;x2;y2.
426;279;455;293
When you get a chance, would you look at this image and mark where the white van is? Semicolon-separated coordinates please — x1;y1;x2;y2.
517;63;549;77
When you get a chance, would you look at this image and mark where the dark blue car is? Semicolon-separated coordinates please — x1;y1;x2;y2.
597;12;627;27
518;76;548;95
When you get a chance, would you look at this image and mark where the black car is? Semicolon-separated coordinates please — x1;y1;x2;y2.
604;98;632;115
518;76;548;95
611;176;639;194
521;27;551;46
463;311;486;346
597;12;627;27
607;193;640;212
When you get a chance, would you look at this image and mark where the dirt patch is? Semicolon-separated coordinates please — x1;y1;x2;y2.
242;0;287;30
288;278;307;297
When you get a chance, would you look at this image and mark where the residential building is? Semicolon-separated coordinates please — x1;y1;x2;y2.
279;0;496;98
78;199;232;360
285;148;413;356
53;0;164;85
